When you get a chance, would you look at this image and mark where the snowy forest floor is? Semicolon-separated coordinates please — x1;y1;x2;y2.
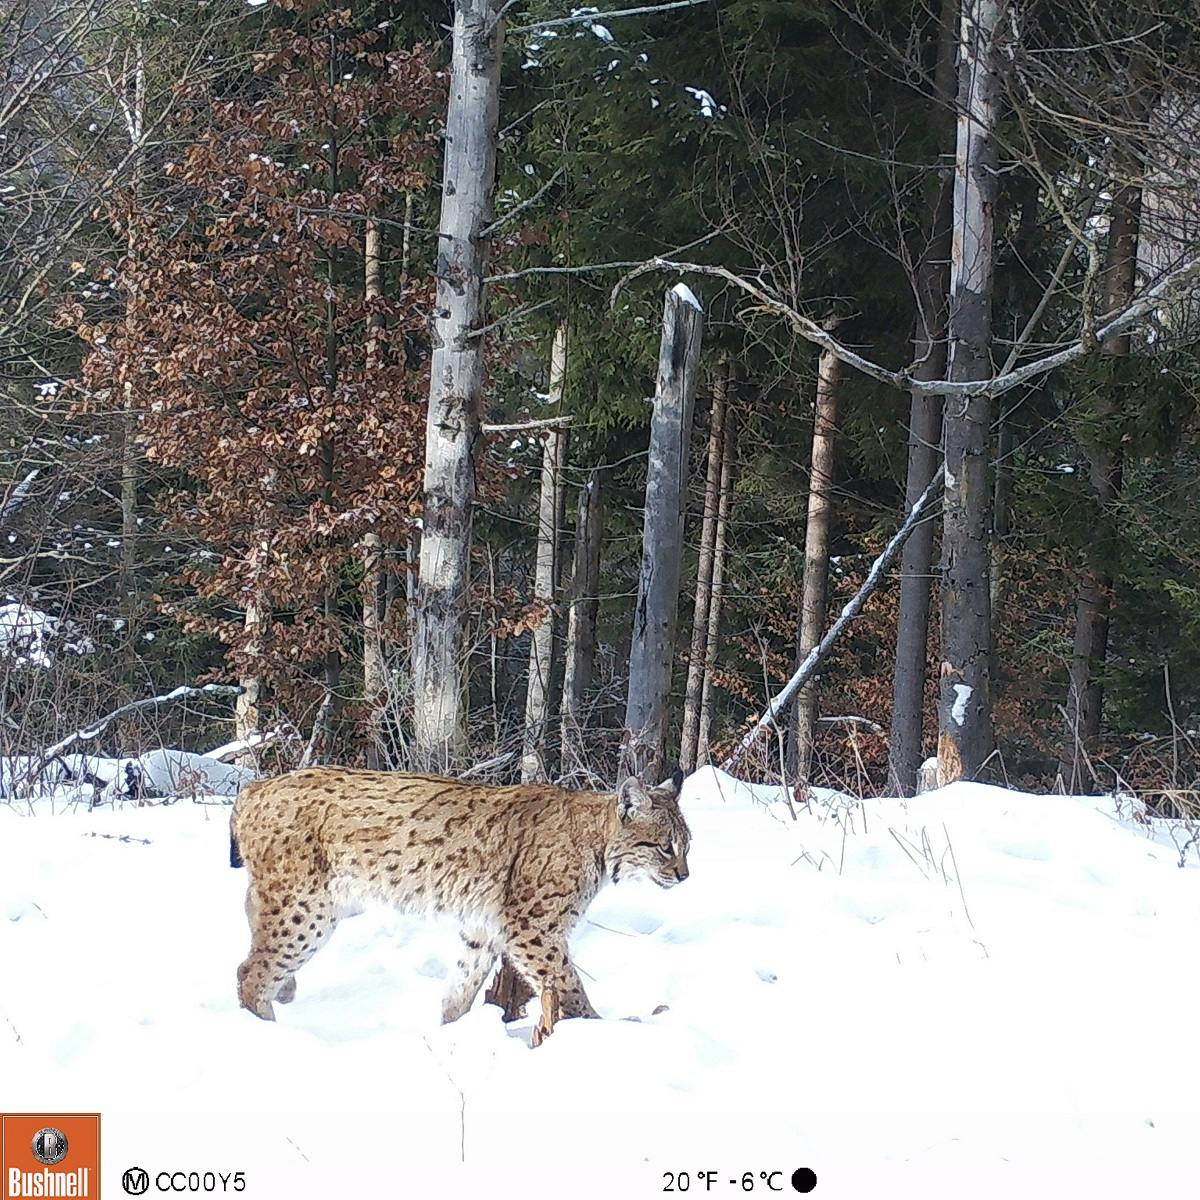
2;767;1198;1198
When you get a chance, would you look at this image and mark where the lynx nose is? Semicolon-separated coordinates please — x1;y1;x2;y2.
674;865;688;883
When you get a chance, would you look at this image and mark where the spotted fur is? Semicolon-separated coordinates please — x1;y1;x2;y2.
231;768;690;1025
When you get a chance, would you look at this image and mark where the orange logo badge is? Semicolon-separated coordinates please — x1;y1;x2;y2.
1;1115;100;1199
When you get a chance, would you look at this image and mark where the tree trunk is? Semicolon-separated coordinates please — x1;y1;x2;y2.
937;0;1000;787
622;286;704;782
1059;186;1141;790
679;362;728;773
560;469;603;777
521;325;569;783
363;214;387;769
412;0;503;771
788;341;842;781
697;401;736;766
888;0;957;796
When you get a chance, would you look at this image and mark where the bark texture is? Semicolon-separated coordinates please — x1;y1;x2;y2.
789;342;841;781
521;323;569;782
412;0;503;770
560;469;604;776
679;363;728;773
938;0;1000;786
889;0;957;796
623;286;703;782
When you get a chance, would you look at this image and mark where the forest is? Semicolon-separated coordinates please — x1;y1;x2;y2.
3;0;1200;807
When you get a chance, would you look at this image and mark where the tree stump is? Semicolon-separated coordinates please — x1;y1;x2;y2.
484;956;534;1022
530;988;560;1048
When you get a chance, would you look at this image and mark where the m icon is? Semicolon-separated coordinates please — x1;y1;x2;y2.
123;1167;151;1195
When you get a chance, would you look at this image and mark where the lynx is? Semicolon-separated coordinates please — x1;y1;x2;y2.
230;767;690;1026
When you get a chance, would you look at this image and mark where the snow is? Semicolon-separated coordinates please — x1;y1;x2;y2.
672;282;703;311
951;683;973;725
1;768;1198;1197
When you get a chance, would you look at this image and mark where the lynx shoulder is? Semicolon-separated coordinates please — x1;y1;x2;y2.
231;768;690;1026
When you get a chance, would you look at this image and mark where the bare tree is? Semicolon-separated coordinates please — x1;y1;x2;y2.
679;359;729;773
560;469;603;777
788;339;841;781
889;0;957;796
412;0;504;771
936;0;1001;786
697;398;736;766
521;322;569;783
623;285;703;781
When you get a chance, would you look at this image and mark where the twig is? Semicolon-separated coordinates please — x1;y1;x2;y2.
480;168;565;238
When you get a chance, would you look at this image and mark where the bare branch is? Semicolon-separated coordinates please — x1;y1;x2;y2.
614;255;1200;398
508;0;713;35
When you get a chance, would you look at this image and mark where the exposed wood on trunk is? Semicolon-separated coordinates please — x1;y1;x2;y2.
485;958;534;1021
1059;185;1141;790
522;322;569;783
560;469;604;776
530;988;561;1048
697;403;736;766
937;0;1000;787
788;339;842;781
622;286;704;782
889;0;957;796
679;362;728;773
412;0;504;770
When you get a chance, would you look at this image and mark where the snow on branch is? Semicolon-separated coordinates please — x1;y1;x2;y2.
613;254;1200;399
26;684;244;785
722;466;945;771
507;0;714;36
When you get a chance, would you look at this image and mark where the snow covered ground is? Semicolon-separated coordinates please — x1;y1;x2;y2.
2;767;1198;1198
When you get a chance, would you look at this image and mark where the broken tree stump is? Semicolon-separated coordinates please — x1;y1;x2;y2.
484;956;534;1022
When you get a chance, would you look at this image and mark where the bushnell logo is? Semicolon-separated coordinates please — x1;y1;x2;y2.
30;1129;68;1167
1;1113;99;1200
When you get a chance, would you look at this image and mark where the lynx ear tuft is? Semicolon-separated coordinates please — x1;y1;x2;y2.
617;776;652;821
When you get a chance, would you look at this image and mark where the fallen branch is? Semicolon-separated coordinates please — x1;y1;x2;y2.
18;683;244;798
722;466;945;770
481;416;573;434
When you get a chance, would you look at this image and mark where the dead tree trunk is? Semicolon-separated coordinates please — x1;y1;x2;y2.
679;361;729;774
889;0;957;796
1059;186;1141;790
697;403;736;765
788;340;842;781
521;324;569;782
412;0;503;771
560;469;603;776
937;0;1000;786
622;285;704;782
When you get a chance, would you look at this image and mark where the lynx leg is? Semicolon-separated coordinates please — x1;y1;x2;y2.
441;926;500;1024
237;884;337;1020
503;926;598;1020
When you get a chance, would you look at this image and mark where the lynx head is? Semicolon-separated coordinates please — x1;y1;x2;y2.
608;770;691;888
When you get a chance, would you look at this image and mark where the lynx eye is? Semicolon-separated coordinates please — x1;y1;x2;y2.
658;843;673;858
